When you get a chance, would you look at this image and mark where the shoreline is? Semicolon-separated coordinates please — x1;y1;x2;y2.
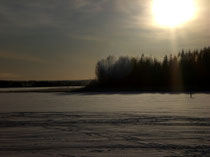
0;86;82;93
0;86;210;94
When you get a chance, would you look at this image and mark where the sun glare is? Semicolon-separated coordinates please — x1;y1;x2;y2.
153;0;196;27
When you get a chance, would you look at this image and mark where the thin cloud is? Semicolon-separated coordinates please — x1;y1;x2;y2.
0;72;21;79
0;52;45;63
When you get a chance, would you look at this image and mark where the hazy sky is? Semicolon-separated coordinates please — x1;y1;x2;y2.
0;0;209;80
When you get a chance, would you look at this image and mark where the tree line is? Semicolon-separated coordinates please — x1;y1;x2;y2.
90;47;210;91
0;80;91;88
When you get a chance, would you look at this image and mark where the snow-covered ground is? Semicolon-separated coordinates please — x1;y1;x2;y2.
0;92;210;156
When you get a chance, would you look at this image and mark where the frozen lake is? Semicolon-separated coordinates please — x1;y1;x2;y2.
0;92;210;156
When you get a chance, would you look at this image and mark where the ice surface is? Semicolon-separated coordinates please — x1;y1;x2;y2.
0;92;210;156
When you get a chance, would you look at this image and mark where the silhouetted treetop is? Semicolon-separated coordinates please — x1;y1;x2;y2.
91;47;210;91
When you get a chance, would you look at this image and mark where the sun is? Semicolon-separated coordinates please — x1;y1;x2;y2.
153;0;196;27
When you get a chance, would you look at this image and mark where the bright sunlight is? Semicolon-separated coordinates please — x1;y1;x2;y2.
153;0;196;27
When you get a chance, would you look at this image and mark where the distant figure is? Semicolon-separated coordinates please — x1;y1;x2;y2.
190;93;193;98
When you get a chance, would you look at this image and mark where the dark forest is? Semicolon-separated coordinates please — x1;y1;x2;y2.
87;47;210;92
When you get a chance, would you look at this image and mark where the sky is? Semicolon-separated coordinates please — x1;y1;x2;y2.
0;0;209;80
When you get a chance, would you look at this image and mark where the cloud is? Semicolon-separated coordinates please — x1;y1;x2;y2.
0;1;209;62
0;52;45;63
0;0;149;32
0;0;109;29
0;72;21;79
